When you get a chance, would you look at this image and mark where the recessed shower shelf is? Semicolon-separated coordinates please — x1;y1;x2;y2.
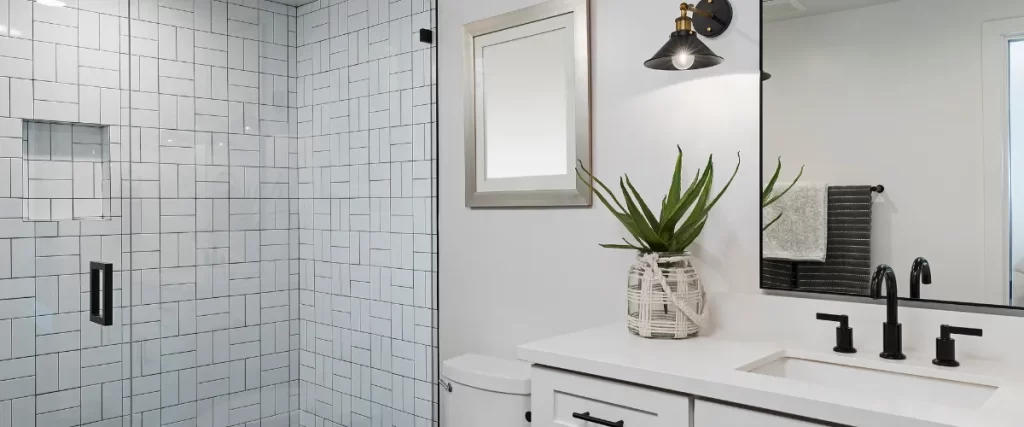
22;120;113;222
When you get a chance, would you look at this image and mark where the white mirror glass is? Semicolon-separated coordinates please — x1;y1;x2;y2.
481;29;569;180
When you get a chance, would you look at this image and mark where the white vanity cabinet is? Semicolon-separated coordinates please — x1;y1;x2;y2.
531;367;832;427
692;400;829;427
530;366;690;426
520;320;1020;426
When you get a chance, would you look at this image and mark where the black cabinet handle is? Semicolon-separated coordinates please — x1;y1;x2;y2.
572;412;624;427
89;262;113;326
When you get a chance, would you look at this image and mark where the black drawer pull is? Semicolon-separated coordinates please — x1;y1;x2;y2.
572;412;624;427
89;262;113;326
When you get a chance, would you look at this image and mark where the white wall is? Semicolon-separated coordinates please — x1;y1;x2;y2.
439;0;761;361
764;0;1024;304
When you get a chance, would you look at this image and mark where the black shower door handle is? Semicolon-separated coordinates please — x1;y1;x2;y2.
89;262;113;326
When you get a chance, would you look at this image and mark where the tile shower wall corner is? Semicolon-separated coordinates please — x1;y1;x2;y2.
294;0;438;426
0;0;305;426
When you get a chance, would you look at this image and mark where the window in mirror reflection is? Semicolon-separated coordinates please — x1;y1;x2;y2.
1010;40;1024;304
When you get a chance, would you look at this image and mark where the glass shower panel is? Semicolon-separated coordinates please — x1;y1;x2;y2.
125;0;299;426
0;0;133;425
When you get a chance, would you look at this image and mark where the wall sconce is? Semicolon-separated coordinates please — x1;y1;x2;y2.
644;0;733;71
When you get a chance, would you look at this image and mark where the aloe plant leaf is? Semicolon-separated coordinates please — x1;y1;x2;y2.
762;157;782;207
576;169;648;245
680;162;713;233
705;152;742;213
575;169;625;217
671;217;707;252
665;146;683;210
660;170;708;230
622;237;649;250
601;237;648;251
601;244;641;250
683;168;701;199
577;161;627;213
762;212;783;231
624;175;659;231
619;178;667;250
763;165;804;207
659;157;713;236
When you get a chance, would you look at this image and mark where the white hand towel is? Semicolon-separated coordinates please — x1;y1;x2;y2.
763;182;828;262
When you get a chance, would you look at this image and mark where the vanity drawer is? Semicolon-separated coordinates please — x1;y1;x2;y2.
530;366;691;427
693;400;829;427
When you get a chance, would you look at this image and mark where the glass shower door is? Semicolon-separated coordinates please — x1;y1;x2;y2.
0;0;133;426
122;0;298;425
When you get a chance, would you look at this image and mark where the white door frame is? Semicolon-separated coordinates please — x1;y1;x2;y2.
981;17;1024;305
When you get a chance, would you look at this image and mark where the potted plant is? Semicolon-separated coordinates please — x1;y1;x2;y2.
577;148;740;339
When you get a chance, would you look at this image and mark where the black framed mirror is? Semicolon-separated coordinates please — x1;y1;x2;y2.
760;0;1024;311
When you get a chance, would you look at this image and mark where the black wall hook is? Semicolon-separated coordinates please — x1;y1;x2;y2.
419;29;433;44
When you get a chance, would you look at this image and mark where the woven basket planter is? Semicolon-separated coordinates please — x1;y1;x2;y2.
626;252;708;339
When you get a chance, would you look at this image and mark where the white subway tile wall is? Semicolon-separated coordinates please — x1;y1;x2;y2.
0;0;310;425
0;0;436;425
294;0;437;426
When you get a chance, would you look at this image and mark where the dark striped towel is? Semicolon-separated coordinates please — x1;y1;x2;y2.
762;185;874;295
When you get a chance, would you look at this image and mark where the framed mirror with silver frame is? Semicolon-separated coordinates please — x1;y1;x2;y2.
464;0;592;208
761;0;1024;313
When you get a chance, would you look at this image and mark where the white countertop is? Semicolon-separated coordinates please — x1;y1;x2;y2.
518;323;1024;427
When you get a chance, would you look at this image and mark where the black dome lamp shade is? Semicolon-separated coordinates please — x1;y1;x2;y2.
644;31;723;70
645;0;733;71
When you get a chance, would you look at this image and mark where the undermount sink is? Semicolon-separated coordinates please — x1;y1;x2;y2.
741;355;998;409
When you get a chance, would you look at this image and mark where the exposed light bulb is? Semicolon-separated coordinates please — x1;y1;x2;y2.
671;52;695;70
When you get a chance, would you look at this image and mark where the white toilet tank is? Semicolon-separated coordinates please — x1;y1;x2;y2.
441;354;531;427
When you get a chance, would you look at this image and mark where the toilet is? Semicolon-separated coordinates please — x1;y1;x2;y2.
441;354;532;427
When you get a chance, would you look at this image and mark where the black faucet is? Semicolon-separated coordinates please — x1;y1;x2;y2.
869;264;906;360
910;257;932;299
933;325;983;367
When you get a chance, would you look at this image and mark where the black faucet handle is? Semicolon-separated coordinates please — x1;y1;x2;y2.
816;313;856;354
934;325;983;367
940;325;983;339
816;313;849;328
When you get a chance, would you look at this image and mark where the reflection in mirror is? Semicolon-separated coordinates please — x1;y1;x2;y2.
762;0;1024;308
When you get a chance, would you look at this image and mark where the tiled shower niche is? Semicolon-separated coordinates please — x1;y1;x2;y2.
22;121;113;221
